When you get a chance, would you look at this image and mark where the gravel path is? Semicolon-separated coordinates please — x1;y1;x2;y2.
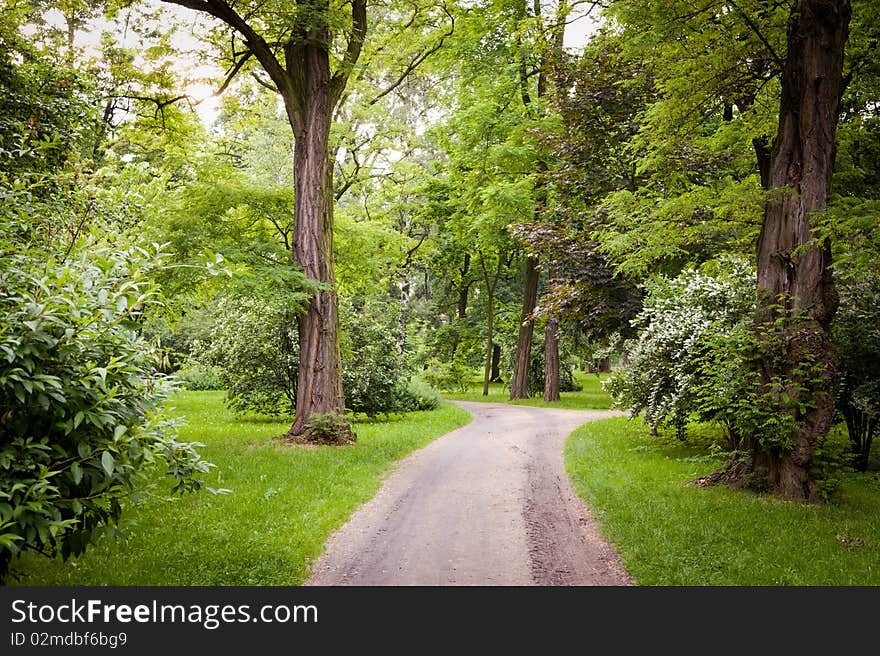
305;401;633;586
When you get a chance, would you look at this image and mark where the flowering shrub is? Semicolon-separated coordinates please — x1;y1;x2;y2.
606;259;755;439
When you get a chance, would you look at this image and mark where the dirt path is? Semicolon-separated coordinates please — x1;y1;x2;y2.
305;401;633;586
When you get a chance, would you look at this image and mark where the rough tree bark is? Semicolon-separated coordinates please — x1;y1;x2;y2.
478;252;503;396
729;0;851;498
490;343;502;383
162;0;367;443
457;253;471;319
543;318;560;402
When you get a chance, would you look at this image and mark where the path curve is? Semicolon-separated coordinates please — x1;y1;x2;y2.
306;401;633;586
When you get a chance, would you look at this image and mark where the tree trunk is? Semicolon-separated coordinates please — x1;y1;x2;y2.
285;40;353;443
543;318;560;402
479;253;502;397
457;253;471;319
483;287;495;397
490;343;502;382
510;255;539;398
740;0;850;498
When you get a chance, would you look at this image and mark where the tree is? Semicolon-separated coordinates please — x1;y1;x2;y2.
159;0;452;442
734;0;851;498
602;0;867;498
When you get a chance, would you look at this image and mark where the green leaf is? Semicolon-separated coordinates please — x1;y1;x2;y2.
71;461;82;485
113;424;127;441
101;451;115;477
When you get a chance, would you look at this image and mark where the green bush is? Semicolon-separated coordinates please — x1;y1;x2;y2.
340;298;414;417
422;357;473;393
607;258;755;440
396;378;441;411
0;236;212;582
175;362;225;391
199;291;301;416
197;294;424;418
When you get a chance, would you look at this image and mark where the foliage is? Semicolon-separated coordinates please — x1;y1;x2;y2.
395;378;440;412
7;392;473;585
421;357;473;394
832;273;880;470
340;297;416;417
198;290;303;417
175;361;224;391
0;229;211;583
607;258;755;440
303;413;356;445
692;307;826;454
196;293;429;418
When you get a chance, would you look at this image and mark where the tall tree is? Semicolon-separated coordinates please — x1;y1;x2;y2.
509;0;568;400
158;0;451;441
603;0;865;498
747;0;851;498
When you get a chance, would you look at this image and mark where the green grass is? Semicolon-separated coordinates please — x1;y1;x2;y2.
565;416;880;585
441;370;615;409
10;392;471;586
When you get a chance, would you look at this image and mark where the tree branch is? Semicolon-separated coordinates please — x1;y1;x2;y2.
368;4;455;106
330;0;367;110
160;0;290;101
726;0;785;71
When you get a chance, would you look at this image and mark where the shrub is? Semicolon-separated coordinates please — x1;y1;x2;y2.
422;357;473;393
175;361;225;391
396;378;441;411
198;291;301;416
197;294;423;418
0;236;211;582
340;298;413;417
607;258;755;440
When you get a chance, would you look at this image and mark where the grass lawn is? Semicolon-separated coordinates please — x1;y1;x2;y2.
9;392;471;586
441;370;615;410
565;416;880;585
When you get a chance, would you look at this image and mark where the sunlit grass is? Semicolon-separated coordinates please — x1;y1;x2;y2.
565;416;880;585
10;392;472;586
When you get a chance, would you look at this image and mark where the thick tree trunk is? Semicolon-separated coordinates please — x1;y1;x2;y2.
285;41;353;443
543;318;560;402
510;255;539;398
741;0;850;498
